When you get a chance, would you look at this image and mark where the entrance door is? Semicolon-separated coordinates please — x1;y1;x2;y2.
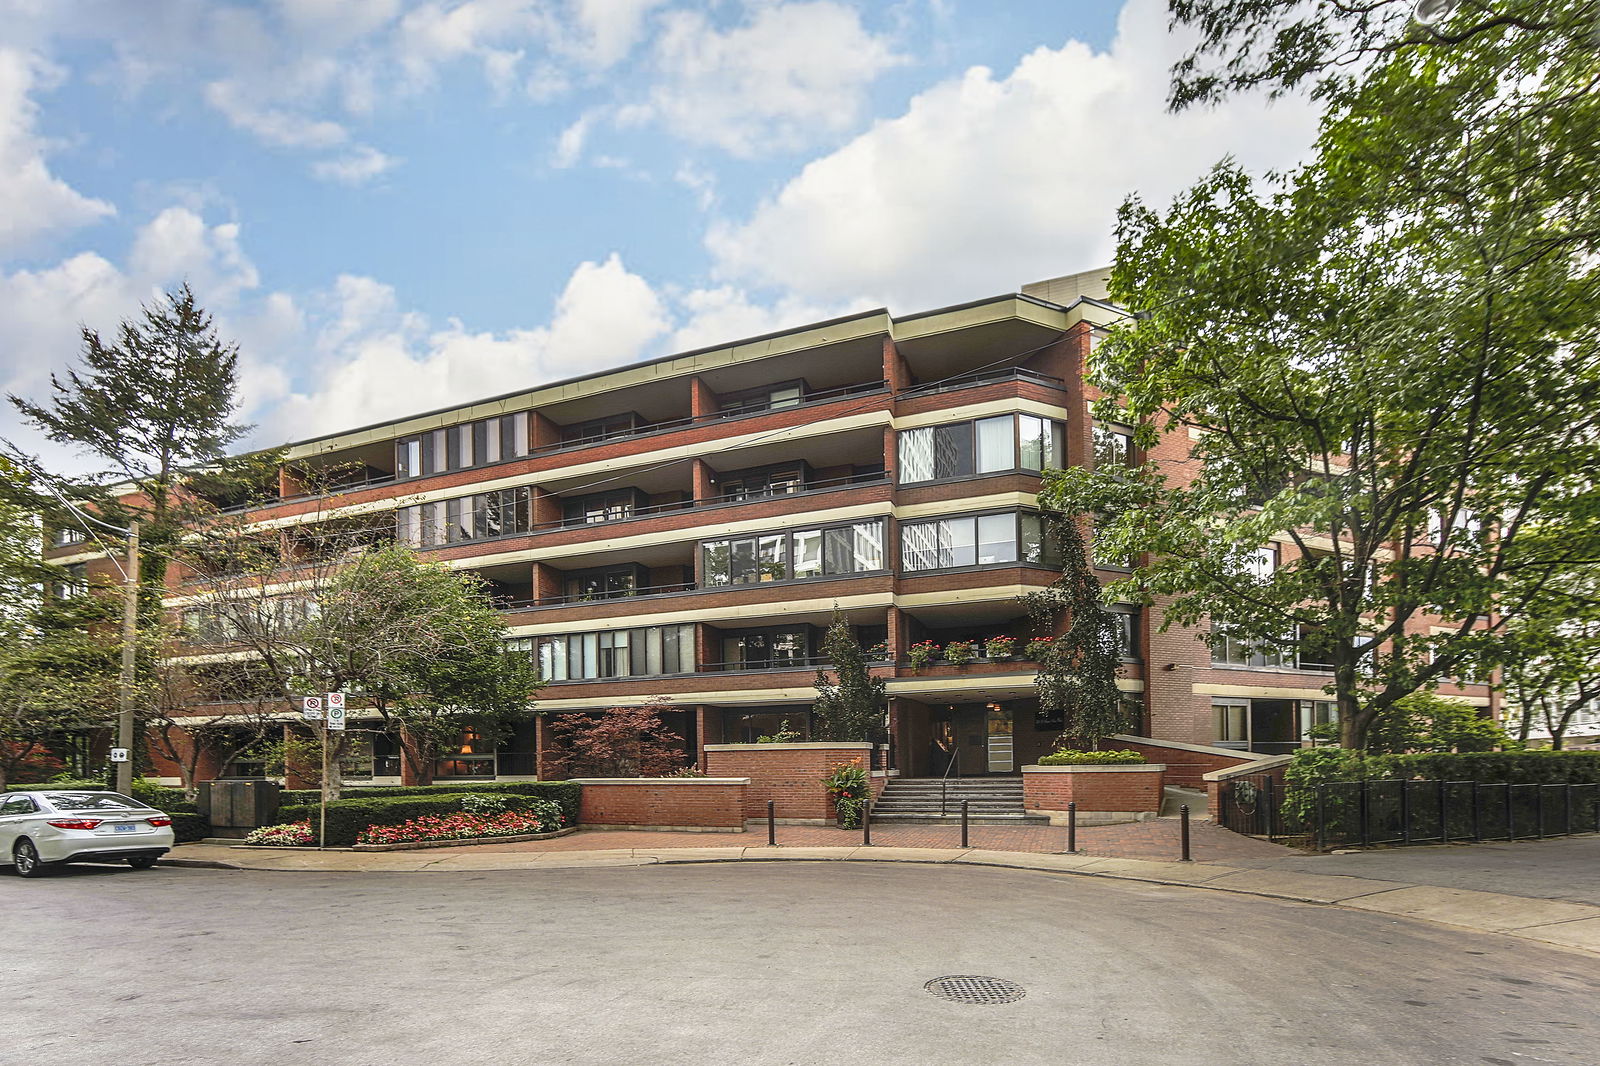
1249;700;1298;755
986;708;1014;773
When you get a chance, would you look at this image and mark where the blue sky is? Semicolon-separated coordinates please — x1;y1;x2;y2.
0;0;1317;462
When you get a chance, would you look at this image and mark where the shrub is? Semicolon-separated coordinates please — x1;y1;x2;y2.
246;821;315;846
756;720;802;744
459;793;508;814
356;802;565;845
544;702;686;778
275;788;581;847
1037;749;1147;766
278;782;581;826
1281;747;1600;826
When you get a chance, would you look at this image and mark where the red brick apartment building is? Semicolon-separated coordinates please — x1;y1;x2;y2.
43;271;1497;787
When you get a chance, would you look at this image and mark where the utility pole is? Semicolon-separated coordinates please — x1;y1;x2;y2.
114;519;140;796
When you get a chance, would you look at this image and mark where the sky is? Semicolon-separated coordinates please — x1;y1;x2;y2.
0;0;1321;465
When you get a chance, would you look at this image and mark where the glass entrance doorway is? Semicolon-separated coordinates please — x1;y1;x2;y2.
986;707;1014;773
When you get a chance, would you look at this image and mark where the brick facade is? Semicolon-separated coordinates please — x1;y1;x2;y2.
703;743;875;822
1021;764;1166;814
574;779;748;830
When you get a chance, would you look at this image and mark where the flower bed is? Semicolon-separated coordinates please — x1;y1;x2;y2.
244;820;315;847
1037;748;1146;766
356;803;565;845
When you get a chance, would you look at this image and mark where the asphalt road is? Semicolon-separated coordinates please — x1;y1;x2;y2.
4;862;1597;1066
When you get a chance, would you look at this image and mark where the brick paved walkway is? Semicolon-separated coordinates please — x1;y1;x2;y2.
462;817;1292;865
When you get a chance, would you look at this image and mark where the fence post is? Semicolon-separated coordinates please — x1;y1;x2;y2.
1315;784;1327;852
1066;801;1077;854
767;800;776;847
1437;779;1448;845
1565;784;1574;838
1180;804;1192;862
961;799;969;849
1359;779;1371;848
1471;782;1482;843
1400;779;1413;845
1505;781;1515;841
1263;777;1277;840
1536;785;1546;841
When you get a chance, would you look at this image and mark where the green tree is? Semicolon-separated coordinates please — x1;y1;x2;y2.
1364;690;1512;754
811;608;886;742
1061;0;1600;748
182;528;543;796
1024;516;1130;747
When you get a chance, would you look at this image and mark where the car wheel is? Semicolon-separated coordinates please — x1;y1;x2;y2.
13;839;47;878
127;856;158;870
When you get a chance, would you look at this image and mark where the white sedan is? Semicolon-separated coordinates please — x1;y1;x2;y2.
0;790;176;877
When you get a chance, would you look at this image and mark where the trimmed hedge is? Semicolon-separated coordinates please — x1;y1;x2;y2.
281;782;581;826
1288;748;1600;790
1037;749;1147;766
276;789;577;847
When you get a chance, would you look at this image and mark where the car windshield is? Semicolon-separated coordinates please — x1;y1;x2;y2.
44;793;154;812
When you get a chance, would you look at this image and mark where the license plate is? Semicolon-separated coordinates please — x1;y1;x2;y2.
113;824;136;833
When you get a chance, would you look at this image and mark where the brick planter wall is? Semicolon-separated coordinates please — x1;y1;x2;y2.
1106;735;1257;788
1022;764;1166;814
703;743;875;823
572;778;749;831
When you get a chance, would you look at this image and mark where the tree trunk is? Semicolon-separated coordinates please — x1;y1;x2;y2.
399;729;435;786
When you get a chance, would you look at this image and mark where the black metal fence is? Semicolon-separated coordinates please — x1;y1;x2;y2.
1216;773;1600;850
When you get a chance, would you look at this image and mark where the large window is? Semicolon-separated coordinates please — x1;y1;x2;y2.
701;519;885;587
715;462;807;501
397;486;535;548
1211;622;1335;671
534;624;696;681
900;512;1058;572
396;412;532;479
718;626;812;670
561;412;641;446
562;488;645;526
898;414;1063;484
717;380;804;417
563;564;648;601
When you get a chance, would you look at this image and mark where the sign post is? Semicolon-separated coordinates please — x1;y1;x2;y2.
302;696;327;850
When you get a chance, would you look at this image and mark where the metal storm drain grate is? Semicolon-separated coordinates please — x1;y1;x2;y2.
924;975;1026;1005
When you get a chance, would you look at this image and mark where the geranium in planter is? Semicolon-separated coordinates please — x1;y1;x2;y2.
984;635;1017;660
908;640;940;669
1023;635;1055;660
245;820;315;847
944;640;975;666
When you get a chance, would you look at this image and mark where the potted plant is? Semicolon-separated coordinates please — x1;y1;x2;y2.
823;761;871;830
908;640;940;670
984;635;1017;660
865;641;890;662
944;640;975;666
1023;635;1055;660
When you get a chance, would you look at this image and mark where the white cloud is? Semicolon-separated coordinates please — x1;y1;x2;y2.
203;80;350;150
258;253;671;442
641;2;903;156
561;0;664;69
667;284;856;353
310;145;399;185
706;0;1321;309
127;206;261;304
0;48;115;255
551;110;596;168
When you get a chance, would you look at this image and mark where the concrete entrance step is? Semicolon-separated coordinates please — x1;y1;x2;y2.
871;812;1051;826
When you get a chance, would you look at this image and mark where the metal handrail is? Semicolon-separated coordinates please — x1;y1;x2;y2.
939;745;961;817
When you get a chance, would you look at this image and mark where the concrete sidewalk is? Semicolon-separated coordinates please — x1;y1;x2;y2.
164;830;1600;957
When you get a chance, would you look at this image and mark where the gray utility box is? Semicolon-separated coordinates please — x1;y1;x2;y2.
198;780;282;836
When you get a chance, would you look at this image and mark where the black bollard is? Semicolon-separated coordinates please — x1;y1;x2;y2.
961;799;969;849
1066;800;1077;854
767;799;776;847
1180;803;1193;862
862;801;872;846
